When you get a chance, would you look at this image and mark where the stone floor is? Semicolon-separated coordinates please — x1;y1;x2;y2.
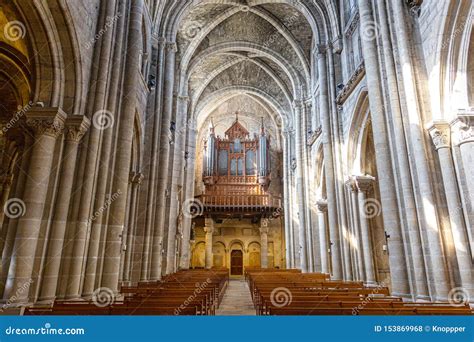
216;279;256;315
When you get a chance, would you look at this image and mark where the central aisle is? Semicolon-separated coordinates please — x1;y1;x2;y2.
216;279;257;315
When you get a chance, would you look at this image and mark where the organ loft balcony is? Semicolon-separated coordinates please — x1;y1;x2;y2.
195;114;282;219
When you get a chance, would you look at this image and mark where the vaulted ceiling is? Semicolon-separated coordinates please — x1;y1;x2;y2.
156;0;339;140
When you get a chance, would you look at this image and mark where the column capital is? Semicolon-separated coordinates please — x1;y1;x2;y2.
260;218;269;230
316;199;328;212
353;175;376;193
427;121;450;150
165;42;177;53
157;37;166;45
315;44;328;58
204;217;214;231
331;37;343;54
451;112;474;145
65;116;91;143
292;99;303;109
25;107;66;138
344;178;356;192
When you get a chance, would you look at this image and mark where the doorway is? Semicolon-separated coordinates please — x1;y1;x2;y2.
230;250;243;275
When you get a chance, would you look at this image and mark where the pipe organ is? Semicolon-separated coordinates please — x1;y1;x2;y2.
199;114;280;218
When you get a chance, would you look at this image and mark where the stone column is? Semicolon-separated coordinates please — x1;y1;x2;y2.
353;175;376;284
0;174;13;244
65;0;118;299
0;135;32;298
390;0;449;300
204;218;214;269
282;130;294;268
376;0;429;300
347;179;365;281
260;219;269;269
357;0;410;296
140;37;166;279
317;45;342;279
451;115;474;229
101;0;144;292
316;200;329;274
121;172;142;282
302;100;315;272
39;116;90;301
3;108;65;302
150;40;177;280
179;127;197;269
293;101;309;272
165;95;189;274
428;123;473;298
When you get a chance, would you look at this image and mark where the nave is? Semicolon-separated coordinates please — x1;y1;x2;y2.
23;269;473;316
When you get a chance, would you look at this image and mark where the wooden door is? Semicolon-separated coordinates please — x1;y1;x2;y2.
230;250;243;275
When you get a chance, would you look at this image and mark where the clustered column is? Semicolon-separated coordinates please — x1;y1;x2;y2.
354;175;376;284
260;219;269;269
4;108;66;302
429;122;473;298
39;116;90;301
204;218;214;269
316;200;329;274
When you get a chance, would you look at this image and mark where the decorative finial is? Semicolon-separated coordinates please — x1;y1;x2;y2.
235;111;239;122
261;117;265;135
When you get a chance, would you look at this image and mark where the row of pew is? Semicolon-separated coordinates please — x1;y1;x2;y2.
246;269;473;315
25;269;229;315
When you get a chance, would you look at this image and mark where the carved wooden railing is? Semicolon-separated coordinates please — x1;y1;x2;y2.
195;194;282;212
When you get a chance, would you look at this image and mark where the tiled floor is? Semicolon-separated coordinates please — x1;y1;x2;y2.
216;279;256;315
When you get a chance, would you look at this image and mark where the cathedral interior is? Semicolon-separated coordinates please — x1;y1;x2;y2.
0;0;473;315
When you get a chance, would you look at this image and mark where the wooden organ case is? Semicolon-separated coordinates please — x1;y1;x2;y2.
197;115;281;219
